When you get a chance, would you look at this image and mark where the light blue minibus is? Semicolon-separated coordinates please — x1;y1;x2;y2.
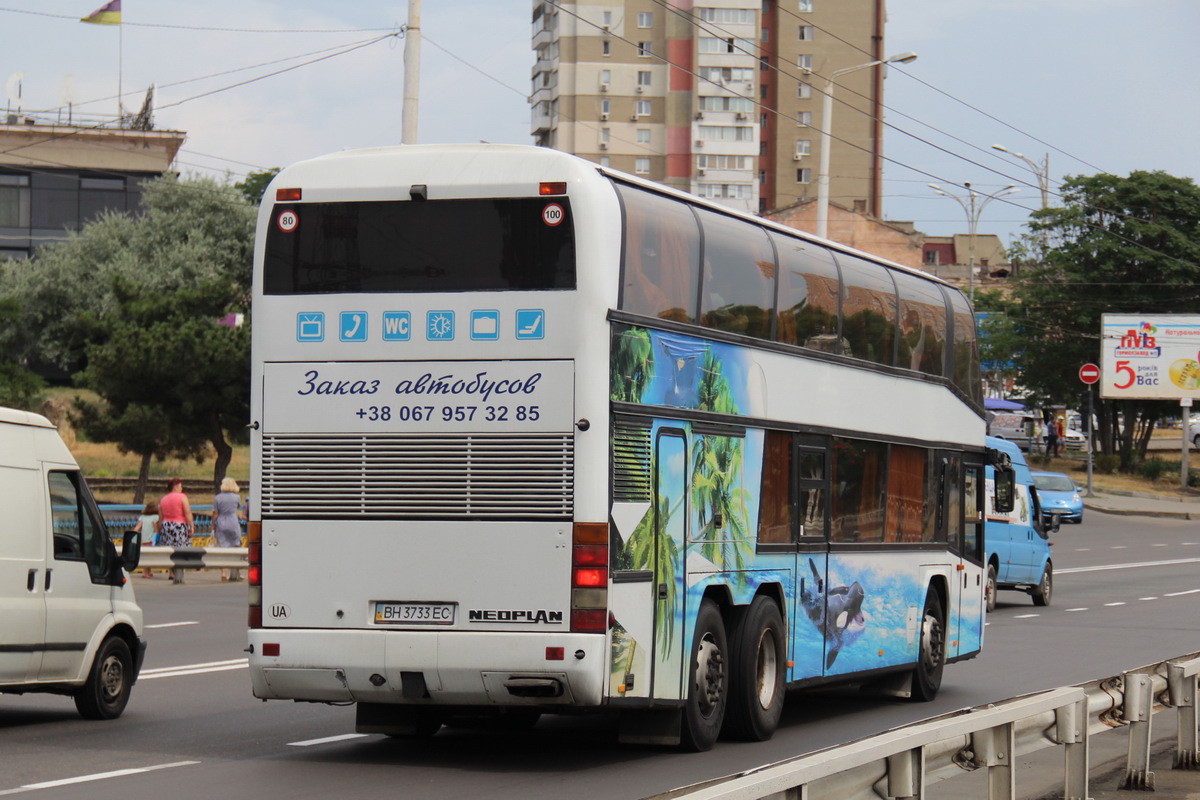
984;436;1055;612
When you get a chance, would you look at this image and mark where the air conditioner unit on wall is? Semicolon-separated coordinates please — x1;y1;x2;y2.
599;142;608;150
735;113;747;120
636;86;643;93
630;114;639;121
695;140;704;148
600;83;609;92
600;112;609;121
793;154;804;161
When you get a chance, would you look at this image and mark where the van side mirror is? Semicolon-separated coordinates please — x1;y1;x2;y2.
121;530;142;572
993;468;1015;513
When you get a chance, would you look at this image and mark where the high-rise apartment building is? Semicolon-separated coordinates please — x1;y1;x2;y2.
531;0;887;219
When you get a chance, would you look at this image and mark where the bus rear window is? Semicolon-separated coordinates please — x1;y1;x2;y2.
263;198;576;294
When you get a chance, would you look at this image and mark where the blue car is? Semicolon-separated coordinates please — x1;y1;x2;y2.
1031;471;1083;523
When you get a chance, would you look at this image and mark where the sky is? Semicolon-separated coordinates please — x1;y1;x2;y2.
4;1;1198;246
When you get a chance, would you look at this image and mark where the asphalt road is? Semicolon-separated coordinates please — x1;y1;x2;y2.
1;511;1196;800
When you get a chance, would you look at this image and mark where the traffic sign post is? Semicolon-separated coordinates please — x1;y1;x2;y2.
1079;363;1100;385
1080;364;1099;497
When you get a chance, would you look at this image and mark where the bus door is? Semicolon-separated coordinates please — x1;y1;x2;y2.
940;453;985;658
651;429;688;702
793;438;829;681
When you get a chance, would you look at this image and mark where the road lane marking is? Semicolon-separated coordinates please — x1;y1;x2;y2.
1058;557;1200;574
1065;608;1088;612
145;621;199;629
1140;597;1159;601
1013;614;1040;618
288;734;370;747
1165;588;1200;597
140;659;248;680
1104;602;1126;606
0;761;199;795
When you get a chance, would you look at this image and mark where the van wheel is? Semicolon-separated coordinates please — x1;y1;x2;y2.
724;597;786;741
680;600;728;751
985;565;998;613
910;591;945;702
1032;564;1053;607
75;636;133;720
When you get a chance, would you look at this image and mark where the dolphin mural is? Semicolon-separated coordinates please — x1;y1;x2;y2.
800;558;868;669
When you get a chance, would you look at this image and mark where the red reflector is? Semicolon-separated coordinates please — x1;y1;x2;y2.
275;187;302;201
573;544;607;566
248;542;261;564
545;647;564;661
574;566;607;588
248;564;262;586
262;643;280;657
539;181;567;196
248;605;262;629
571;609;606;632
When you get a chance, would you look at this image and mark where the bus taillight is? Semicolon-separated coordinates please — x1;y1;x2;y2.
539;181;567;196
247;520;263;629
571;523;608;633
275;187;302;201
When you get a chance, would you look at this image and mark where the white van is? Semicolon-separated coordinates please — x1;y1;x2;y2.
0;407;144;718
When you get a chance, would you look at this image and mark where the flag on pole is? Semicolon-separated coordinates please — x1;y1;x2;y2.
81;0;122;25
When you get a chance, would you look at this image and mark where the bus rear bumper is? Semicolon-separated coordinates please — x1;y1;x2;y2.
248;628;606;707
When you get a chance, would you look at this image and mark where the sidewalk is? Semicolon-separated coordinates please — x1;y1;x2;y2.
1083;489;1200;520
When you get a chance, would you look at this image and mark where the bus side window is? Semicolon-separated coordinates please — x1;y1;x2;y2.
757;430;792;545
618;185;699;323
771;232;841;352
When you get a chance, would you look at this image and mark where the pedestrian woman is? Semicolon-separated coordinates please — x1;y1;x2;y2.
135;499;160;579
159;477;194;584
212;477;246;582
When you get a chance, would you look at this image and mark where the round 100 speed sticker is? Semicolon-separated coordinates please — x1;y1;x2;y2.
542;203;564;227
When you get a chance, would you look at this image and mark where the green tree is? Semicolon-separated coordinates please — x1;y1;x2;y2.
0;296;45;409
235;168;281;206
1005;171;1200;467
0;173;255;490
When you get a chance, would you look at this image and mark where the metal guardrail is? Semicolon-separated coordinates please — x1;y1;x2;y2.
652;651;1200;800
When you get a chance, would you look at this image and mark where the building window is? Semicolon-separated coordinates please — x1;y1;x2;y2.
600;156;610;167
796;111;811;126
759;169;767;184
603;40;611;56
798;82;812;99
637;71;651;87
698;96;754;113
637;11;652;27
699;66;756;83
796;168;811;183
601;98;610;115
600;69;611;85
798;26;813;41
798;0;814;10
925;250;940;265
635;157;650;174
0;174;31;227
603;10;612;26
699;125;756;142
795;140;811;156
699;37;754;54
700;8;755;23
760;113;769;126
601;127;611;143
638;41;652;57
761;28;769;43
637;129;651;144
636;100;651;116
797;54;812;71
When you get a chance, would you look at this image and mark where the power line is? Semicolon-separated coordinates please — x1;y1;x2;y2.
0;5;396;33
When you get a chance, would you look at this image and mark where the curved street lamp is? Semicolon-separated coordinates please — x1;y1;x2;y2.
816;51;917;239
992;144;1049;209
928;181;1021;299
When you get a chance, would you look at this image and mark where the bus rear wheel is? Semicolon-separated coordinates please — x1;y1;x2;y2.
724;597;786;741
680;599;728;751
910;590;945;702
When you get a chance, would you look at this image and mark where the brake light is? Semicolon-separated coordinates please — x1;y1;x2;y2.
571;523;608;633
247;520;263;629
275;187;302;201
539;181;567;196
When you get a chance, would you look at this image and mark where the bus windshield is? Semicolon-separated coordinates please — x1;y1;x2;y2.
263;198;576;294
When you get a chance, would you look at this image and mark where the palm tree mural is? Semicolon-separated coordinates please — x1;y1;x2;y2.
611;325;653;403
624;491;682;657
692;348;753;583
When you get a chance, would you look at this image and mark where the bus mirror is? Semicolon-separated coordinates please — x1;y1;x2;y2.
993;469;1015;513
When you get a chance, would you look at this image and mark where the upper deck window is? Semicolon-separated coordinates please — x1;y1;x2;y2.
263;198;576;294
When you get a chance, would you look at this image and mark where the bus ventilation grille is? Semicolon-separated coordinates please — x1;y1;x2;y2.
260;433;573;520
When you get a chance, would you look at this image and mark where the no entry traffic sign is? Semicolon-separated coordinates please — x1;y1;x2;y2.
1079;363;1100;384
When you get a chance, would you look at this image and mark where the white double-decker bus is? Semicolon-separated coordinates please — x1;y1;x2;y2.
246;144;1011;750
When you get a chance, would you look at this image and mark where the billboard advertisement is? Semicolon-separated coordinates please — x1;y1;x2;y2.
1100;315;1200;400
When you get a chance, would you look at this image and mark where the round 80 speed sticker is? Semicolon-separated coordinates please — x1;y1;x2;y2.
277;209;299;233
542;203;565;227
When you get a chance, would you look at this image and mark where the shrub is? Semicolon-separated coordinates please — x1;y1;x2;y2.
1095;454;1120;475
1139;457;1171;482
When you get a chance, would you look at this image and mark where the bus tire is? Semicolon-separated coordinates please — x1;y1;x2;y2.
74;635;133;720
910;590;945;702
724;596;786;741
680;599;728;752
985;564;998;613
1032;563;1053;607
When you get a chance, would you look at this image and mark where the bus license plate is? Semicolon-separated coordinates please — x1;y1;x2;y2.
374;602;456;625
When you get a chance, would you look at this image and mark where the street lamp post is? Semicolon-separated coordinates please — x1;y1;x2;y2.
992;145;1049;208
928;181;1020;299
816;51;917;240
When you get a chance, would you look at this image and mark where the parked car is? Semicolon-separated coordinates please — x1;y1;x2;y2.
989;412;1038;450
1031;471;1083;524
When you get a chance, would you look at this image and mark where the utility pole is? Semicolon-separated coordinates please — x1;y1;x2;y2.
928;182;1020;300
402;0;421;145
